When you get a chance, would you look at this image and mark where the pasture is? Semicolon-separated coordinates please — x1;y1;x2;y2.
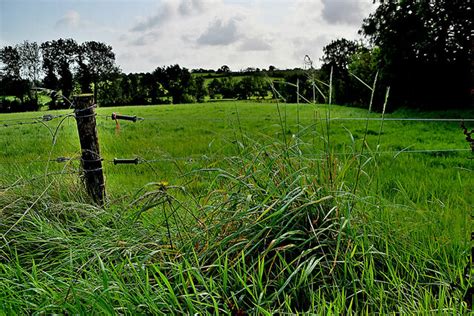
0;101;472;313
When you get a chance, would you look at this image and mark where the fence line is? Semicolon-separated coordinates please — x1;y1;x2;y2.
0;148;471;168
1;105;473;193
2;111;474;129
0;113;74;128
0;156;72;165
103;115;474;123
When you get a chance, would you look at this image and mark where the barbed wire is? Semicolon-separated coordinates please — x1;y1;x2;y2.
0;113;73;128
92;115;474;123
0;156;73;165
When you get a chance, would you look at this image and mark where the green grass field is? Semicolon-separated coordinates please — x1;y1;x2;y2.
1;101;473;313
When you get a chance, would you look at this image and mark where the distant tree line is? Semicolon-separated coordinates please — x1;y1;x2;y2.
0;39;299;112
0;39;311;112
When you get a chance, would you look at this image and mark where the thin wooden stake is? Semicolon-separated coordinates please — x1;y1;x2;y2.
74;94;106;205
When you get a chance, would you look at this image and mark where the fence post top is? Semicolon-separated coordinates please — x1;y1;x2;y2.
73;94;95;107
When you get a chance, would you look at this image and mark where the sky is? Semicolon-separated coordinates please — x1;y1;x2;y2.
0;0;377;73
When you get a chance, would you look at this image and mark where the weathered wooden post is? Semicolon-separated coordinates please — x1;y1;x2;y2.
74;94;106;205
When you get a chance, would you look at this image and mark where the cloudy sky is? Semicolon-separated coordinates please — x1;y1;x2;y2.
0;0;377;73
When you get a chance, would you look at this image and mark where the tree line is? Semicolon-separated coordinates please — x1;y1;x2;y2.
1;0;471;113
0;38;316;112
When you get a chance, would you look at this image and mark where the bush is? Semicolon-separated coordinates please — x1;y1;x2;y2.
0;98;40;113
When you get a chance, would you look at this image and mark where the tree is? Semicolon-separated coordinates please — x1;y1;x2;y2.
217;65;230;74
219;77;237;99
77;41;117;101
208;78;222;99
348;47;381;107
253;75;269;100
0;46;32;106
42;57;59;97
281;73;311;103
194;76;207;103
17;41;42;105
97;72;122;106
0;46;21;79
154;64;192;104
321;39;359;73
320;38;361;105
235;76;254;100
18;41;41;85
360;0;472;108
40;38;79;103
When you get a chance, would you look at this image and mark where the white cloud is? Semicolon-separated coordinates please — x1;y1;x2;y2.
178;0;205;15
55;10;81;29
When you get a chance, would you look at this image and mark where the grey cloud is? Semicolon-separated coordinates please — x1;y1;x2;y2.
292;35;329;64
131;0;208;33
178;0;205;15
130;37;147;46
131;3;173;32
197;19;240;46
129;32;161;46
239;37;271;51
321;0;365;25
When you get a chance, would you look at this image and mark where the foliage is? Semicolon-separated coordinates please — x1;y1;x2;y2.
320;38;365;106
279;72;319;103
0;96;39;113
348;47;382;108
194;76;207;103
217;64;230;74
154;65;193;104
17;41;41;85
321;38;360;73
219;77;237;99
40;39;79;106
360;0;472;109
77;41;117;101
208;78;222;99
0;46;21;79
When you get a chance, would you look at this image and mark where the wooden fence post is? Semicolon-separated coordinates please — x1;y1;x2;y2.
74;94;106;205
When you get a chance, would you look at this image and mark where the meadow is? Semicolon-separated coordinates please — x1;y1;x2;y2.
0;101;472;313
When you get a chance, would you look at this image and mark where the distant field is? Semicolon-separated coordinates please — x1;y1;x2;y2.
1;101;472;313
